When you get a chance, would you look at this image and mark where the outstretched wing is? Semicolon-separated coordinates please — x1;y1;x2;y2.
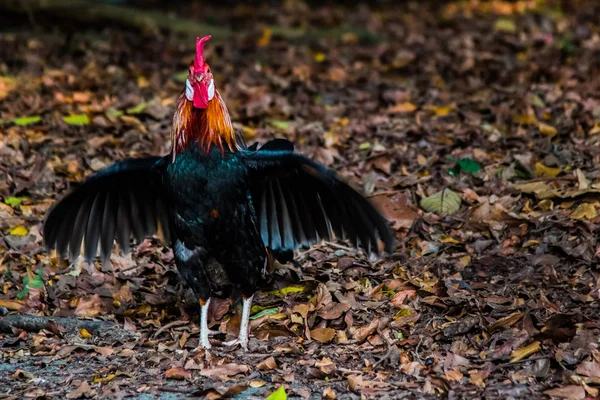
44;157;170;264
242;141;394;255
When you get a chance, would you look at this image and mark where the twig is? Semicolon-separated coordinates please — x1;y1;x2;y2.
490;355;549;372
151;320;189;340
0;314;140;344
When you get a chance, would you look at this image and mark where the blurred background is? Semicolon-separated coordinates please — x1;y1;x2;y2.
2;1;600;397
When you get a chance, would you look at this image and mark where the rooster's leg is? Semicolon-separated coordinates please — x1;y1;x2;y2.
223;294;253;350
198;297;212;350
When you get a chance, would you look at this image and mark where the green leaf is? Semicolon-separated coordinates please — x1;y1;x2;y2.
250;307;279;320
106;109;124;118
269;120;292;130
558;38;575;55
454;157;482;175
13;116;41;126
265;386;287;400
63;114;89;125
494;18;516;33
4;197;22;206
173;70;188;83
420;189;462;215
126;101;147;114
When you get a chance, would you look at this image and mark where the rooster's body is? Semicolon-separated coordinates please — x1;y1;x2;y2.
44;36;394;350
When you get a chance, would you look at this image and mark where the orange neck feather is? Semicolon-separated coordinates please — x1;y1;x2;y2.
170;91;239;160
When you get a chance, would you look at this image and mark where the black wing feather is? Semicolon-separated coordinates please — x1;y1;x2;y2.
43;157;169;265
243;142;395;255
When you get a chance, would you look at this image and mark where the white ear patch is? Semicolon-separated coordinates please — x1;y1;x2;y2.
185;79;194;101
207;79;215;101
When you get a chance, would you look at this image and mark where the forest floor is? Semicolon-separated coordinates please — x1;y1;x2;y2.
1;1;600;399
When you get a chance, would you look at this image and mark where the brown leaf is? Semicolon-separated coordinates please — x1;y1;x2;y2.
371;194;417;230
310;328;336;343
350;318;379;342
12;369;34;379
165;367;191;380
66;381;95;399
322;386;336;399
468;370;489;388
317;302;351;320
199;364;249;379
315;357;336;375
576;362;600;379
94;346;114;356
389;290;417;308
488;312;524;332
390;311;420;329
257;356;277;371
347;375;364;393
543;385;585;400
74;294;102;318
387;101;417;114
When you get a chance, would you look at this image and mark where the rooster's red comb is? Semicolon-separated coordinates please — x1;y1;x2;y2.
194;35;211;71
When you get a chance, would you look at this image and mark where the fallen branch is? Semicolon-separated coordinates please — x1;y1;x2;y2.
0;314;140;344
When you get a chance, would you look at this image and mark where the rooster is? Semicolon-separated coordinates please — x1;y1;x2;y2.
43;36;394;350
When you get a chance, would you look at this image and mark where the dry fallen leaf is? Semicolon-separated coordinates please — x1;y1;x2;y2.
74;294;103;318
322;386;336;399
66;381;95;399
165;367;191;380
199;364;249;379
543;385;585;400
257;356;277;371
570;203;597;220
310;328;336;343
510;341;540;363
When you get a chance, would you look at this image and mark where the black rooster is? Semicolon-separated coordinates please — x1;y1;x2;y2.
44;36;394;350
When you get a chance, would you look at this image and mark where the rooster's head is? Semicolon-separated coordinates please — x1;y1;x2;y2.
186;35;214;109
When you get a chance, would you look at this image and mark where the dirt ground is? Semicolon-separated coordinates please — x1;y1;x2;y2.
1;1;600;399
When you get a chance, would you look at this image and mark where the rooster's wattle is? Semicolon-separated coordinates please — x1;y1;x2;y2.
44;36;394;350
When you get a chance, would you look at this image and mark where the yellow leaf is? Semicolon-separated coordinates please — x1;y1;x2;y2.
314;52;326;63
489;312;524;332
590;122;600;135
257;27;272;48
9;225;28;236
424;104;455;116
242;125;256;140
0;299;23;311
494;18;516;33
92;374;115;384
458;255;471;267
387;102;417;114
510;341;540;363
0;76;17;100
538;122;557;137
570;203;597;220
512;114;537;125
440;237;459;244
137;76;149;88
80;329;93;339
535;162;561;178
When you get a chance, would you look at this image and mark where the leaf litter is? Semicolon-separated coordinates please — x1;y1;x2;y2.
1;1;600;399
